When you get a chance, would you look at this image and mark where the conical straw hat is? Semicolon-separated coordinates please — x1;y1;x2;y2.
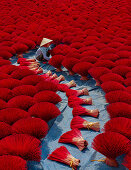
40;38;53;47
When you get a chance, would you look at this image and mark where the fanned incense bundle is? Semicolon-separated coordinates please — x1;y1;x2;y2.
11;68;35;80
0;78;21;89
21;75;43;85
48;146;80;170
0;99;7;110
49;55;64;72
66;88;89;97
105;90;131;105
59;129;88;151
0;108;29;125
80;56;97;64
92;132;130;167
115;59;131;67
72;106;99;118
17;58;36;64
103;117;131;140
12;118;48;139
0;65;18;75
50;75;65;84
112;65;131;78
0;72;11;80
94;60;115;69
29;102;61;122
34;90;62;104
100;73;124;84
0;122;12;139
72;62;93;80
99;54;119;62
106;102;131;119
7;95;36;111
101;81;126;93
62;57;79;75
57;80;76;92
71;116;100;131
12;85;37;97
0;88;13;101
0;134;41;161
68;96;92;108
88;67;111;86
0;59;11;66
36;80;58;92
0;155;27;170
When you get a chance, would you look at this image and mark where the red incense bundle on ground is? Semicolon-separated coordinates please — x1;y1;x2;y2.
105;90;131;105
0;99;7;110
21;75;43;86
36;80;58;92
106;102;131;119
0;59;11;66
59;129;88;151
0;65;18;75
12;117;48;139
0;155;27;170
94;60;115;69
101;81;126;93
100;73;124;85
0;73;11;80
12;85;37;97
92;132;130;167
66;88;89;97
48;146;80;170
99;54;119;62
112;66;131;78
72;62;93;80
103;117;131;140
17;58;36;64
0;78;21;89
0;108;29;125
80;56;97;64
0;122;12;139
7;95;36;111
72;106;99;118
88;67;111;86
71;116;100;131
57;80;76;92
115;59;131;67
12;43;28;54
49;55;64;72
34;90;62;104
68;96;92;108
0;51;12;60
126;72;131;78
0;88;13;101
49;75;65;84
62;57;79;75
29;102;61;122
0;134;41;161
11;68;35;80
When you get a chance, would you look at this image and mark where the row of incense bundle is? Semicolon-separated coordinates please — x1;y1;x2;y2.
48;82;100;169
17;57;43;74
0;65;68;170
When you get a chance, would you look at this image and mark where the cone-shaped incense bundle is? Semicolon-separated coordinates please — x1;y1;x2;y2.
71;116;100;131
48;146;80;170
59;129;88;151
72;106;99;118
66;88;89;97
68;96;92;108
